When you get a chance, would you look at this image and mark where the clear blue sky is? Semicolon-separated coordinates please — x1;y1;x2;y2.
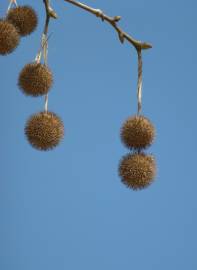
0;0;196;269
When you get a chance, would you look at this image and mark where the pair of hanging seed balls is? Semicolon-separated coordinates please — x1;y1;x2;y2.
0;5;64;150
0;6;37;55
19;60;64;151
119;115;156;190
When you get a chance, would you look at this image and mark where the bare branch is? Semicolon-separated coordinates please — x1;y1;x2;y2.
63;0;152;51
42;0;58;112
43;0;58;35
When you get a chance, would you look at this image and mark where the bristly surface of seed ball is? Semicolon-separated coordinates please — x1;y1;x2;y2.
121;115;155;150
119;153;156;190
18;63;53;96
25;111;64;151
0;19;20;55
7;6;38;36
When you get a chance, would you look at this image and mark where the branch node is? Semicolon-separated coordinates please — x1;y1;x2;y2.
95;9;104;21
48;7;58;19
113;16;121;22
95;9;102;16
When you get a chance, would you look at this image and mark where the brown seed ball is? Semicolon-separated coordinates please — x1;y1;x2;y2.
0;19;20;55
121;115;155;150
119;153;156;190
25;111;64;151
7;6;38;36
18;63;53;96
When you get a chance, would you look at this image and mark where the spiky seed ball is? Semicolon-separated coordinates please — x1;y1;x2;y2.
18;63;53;96
25;111;64;151
7;6;38;36
0;19;20;55
121;115;155;150
119;153;156;190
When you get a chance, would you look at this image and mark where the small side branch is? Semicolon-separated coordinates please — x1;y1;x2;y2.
63;0;152;51
42;0;58;112
43;0;58;35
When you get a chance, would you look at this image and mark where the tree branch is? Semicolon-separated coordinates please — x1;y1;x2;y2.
43;0;58;35
63;0;152;51
42;0;58;112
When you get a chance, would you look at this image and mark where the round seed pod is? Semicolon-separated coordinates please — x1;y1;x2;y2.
121;115;155;150
18;63;53;96
0;19;20;55
25;111;64;151
119;153;156;190
7;6;38;36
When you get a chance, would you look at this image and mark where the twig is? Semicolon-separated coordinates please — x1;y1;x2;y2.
137;50;143;114
63;0;152;51
43;0;58;35
42;0;58;112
